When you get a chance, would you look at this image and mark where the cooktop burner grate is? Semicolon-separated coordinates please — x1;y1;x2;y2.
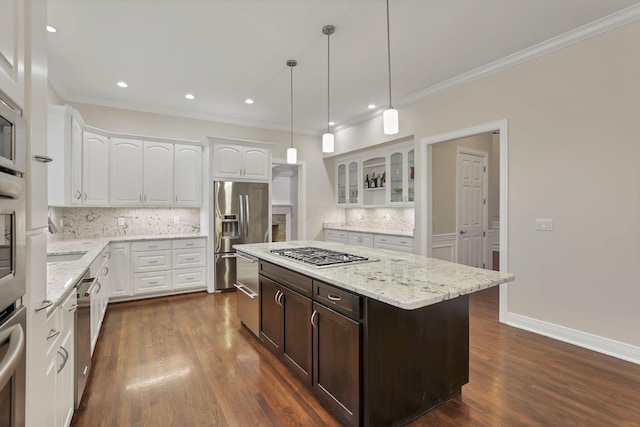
270;247;373;268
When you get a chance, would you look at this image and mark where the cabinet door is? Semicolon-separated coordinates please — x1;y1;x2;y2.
143;141;174;205
109;243;132;298
82;131;109;205
337;163;347;205
313;302;361;427
388;150;405;204
174;144;202;206
281;286;312;385
213;144;243;178
110;138;143;205
259;276;282;353
70;117;84;205
0;0;25;107
348;161;359;205
243;147;269;180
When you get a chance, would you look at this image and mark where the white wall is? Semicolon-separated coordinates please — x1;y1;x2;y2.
66;102;341;240
333;20;640;356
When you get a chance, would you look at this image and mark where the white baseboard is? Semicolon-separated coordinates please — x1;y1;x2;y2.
505;312;640;365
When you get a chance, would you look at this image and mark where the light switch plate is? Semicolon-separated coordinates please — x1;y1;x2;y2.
535;218;554;231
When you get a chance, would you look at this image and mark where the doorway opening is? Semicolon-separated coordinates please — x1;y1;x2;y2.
420;120;509;322
271;162;299;241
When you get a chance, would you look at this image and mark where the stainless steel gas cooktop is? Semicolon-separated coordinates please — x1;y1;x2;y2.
270;247;376;268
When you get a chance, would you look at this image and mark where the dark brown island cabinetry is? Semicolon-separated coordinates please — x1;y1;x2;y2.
258;260;469;427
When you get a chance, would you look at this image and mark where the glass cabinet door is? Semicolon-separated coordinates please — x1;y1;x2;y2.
407;149;414;202
348;161;359;204
337;163;346;204
389;151;404;203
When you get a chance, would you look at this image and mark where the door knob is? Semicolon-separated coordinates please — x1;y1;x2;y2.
459;230;468;235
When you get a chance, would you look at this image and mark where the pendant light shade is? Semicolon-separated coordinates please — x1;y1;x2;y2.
322;132;335;153
384;0;399;135
383;108;398;135
322;25;335;153
287;59;297;164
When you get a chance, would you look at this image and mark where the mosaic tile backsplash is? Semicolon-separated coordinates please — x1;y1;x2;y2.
47;207;200;241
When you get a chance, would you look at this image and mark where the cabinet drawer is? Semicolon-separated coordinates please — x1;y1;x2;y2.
172;238;205;249
260;260;312;298
325;229;348;241
172;248;206;268
373;234;413;248
313;280;362;320
132;240;171;251
172;267;206;290
133;250;171;272
133;271;171;294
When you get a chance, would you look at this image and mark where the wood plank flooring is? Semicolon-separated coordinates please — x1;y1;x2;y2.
72;288;640;426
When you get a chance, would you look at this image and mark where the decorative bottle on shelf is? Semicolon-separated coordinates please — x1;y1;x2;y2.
382;171;386;187
373;173;378;188
365;174;369;189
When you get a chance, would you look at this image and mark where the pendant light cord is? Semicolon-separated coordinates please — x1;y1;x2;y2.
386;0;393;109
327;30;331;133
290;63;294;148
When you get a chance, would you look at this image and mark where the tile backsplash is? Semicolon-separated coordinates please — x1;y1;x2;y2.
47;207;200;241
344;207;414;232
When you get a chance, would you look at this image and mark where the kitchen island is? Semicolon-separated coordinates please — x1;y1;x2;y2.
234;241;515;427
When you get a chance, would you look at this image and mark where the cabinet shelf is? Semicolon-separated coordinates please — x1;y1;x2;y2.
363;187;385;191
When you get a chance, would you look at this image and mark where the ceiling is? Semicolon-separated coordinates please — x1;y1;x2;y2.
47;0;640;135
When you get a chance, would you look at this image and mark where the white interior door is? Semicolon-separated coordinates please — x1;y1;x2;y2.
457;150;487;268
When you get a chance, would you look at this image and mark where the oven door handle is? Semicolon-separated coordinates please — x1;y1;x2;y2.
0;323;25;390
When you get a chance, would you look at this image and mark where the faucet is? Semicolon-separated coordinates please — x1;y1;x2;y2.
48;216;59;234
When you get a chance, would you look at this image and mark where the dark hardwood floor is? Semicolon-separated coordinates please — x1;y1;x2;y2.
72;287;640;426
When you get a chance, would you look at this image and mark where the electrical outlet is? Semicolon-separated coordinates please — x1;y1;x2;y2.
59;218;64;227
173;216;180;224
117;217;125;226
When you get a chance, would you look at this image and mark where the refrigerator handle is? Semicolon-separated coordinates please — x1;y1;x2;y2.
245;194;250;238
239;194;244;240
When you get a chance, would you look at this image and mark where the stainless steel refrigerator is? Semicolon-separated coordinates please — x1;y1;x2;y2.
213;181;269;291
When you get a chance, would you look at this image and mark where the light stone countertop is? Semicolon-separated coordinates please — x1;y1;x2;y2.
323;224;414;238
234;240;515;310
47;234;206;311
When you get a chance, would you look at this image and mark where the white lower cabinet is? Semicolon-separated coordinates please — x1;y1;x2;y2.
324;229;348;243
348;232;374;248
324;229;414;253
46;290;77;427
373;234;414;253
114;237;207;300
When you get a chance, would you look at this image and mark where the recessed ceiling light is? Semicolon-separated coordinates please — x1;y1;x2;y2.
245;98;254;104
367;104;376;109
117;81;128;88
185;93;195;100
328;121;335;126
46;25;58;33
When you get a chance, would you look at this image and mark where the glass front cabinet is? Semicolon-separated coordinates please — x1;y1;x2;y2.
336;159;360;206
388;146;414;206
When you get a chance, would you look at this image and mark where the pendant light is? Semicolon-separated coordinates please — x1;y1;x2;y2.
287;59;298;164
322;25;335;153
383;0;399;135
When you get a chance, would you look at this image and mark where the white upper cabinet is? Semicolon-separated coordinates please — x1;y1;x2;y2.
387;146;414;206
48;105;84;206
82;131;109;206
336;159;360;206
143;141;174;205
175;144;202;206
70;118;83;205
0;0;25;108
212;143;270;181
110;138;143;205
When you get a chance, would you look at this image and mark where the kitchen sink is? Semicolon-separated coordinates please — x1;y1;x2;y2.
47;251;88;263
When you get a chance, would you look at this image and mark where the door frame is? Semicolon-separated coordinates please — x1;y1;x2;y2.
419;119;509;323
456;148;489;267
272;158;307;240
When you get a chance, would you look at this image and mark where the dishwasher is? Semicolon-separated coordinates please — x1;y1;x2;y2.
234;252;259;336
75;270;93;408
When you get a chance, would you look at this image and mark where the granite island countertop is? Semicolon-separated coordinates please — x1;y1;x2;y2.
234;240;515;310
47;234;206;311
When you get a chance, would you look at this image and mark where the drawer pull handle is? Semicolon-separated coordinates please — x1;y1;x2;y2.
35;300;53;312
185;257;194;261
310;310;318;328
47;329;61;340
400;241;407;244
186;277;194;280
148;260;158;264
34;154;53;163
67;304;78;312
148;281;158;284
148;245;158;248
185;243;194;246
327;294;341;302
